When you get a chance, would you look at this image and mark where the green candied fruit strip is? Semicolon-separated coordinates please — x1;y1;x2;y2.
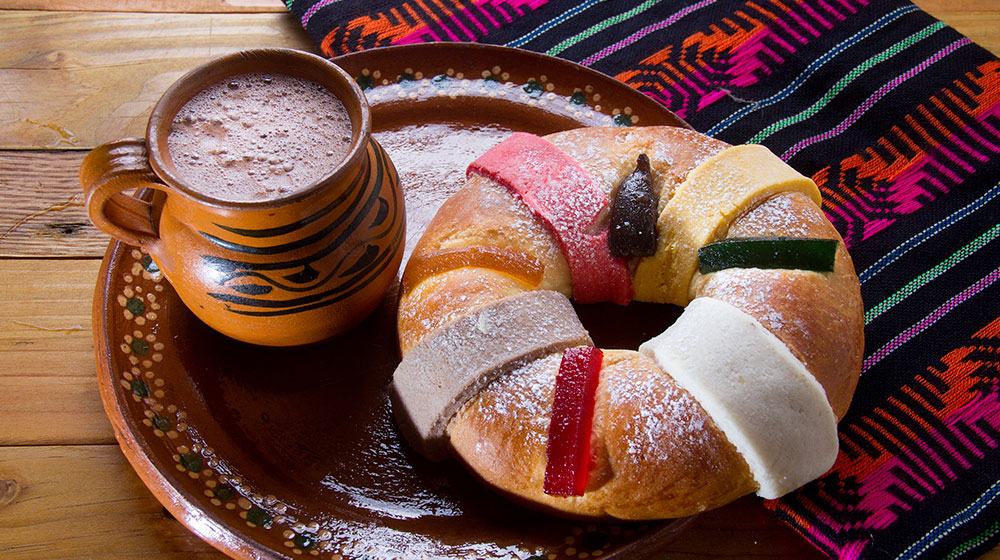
698;237;839;274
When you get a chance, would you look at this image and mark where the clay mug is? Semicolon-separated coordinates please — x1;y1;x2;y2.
80;49;405;346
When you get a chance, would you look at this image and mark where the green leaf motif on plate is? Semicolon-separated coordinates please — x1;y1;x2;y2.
130;379;149;397
179;452;202;472
141;254;159;273
355;75;373;91
214;484;236;500
130;338;150;356
293;533;318;550
152;414;171;431
125;297;145;316
523;80;544;98
613;113;633;127
246;507;273;528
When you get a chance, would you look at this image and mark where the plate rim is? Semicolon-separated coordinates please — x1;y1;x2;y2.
92;41;693;560
331;41;691;131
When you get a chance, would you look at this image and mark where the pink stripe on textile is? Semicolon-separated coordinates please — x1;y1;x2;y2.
949;392;1000;449
395;26;441;44
779;0;822;38
393;0;545;44
978;101;1000;136
889;397;982;471
302;0;338;26
447;12;476;40
493;2;512;22
428;6;462;41
467;133;633;305
474;0;501;27
816;0;846;21
862;218;895;241
835;0;863;14
883;149;961;218
461;5;490;35
797;0;833;29
783;39;970;159
862;267;1000;373
961;122;1000;154
726;30;787;89
777;392;1000;555
757;3;809;45
578;0;717;67
946;128;991;162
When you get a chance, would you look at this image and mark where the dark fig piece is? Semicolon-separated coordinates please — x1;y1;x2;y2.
608;153;657;257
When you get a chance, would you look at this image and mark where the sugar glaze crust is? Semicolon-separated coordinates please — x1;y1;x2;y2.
393;126;864;520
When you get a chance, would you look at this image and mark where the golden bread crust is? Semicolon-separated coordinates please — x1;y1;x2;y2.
448;350;757;519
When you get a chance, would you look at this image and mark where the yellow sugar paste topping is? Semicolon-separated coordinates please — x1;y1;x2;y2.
632;144;822;304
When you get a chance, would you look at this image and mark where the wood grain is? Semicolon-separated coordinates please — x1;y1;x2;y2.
915;1;1000;56
0;151;110;257
0;259;100;373
0;11;314;149
2;0;285;12
0;445;226;559
0;377;114;446
916;0;1000;12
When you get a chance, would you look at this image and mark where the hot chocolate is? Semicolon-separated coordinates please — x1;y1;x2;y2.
167;72;354;202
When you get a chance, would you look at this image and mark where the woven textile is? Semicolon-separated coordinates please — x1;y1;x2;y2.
286;1;1000;558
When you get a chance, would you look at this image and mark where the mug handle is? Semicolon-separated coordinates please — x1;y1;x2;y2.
80;138;168;249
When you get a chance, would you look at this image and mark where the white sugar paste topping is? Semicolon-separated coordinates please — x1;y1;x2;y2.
638;297;837;499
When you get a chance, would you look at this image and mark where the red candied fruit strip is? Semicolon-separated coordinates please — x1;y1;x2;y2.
467;132;632;305
544;346;604;497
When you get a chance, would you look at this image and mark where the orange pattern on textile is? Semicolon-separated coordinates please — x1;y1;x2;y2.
814;60;1000;245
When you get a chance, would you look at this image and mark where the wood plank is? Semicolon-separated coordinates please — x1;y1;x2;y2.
0;151;110;258
0;445;226;559
0;376;114;446
915;0;1000;12
2;0;285;12
0;259;100;373
0;258;112;446
919;11;1000;56
0;11;315;149
913;1;1000;56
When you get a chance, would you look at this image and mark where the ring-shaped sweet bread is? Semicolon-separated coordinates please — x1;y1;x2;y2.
390;126;864;520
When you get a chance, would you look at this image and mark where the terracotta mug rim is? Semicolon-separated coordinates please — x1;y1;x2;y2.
145;48;372;210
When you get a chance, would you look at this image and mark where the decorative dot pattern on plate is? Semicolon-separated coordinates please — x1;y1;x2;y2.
356;65;638;128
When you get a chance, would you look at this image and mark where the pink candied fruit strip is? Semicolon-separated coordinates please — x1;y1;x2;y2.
467;132;633;305
544;346;604;497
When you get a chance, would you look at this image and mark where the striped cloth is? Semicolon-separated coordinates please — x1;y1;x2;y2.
286;1;1000;559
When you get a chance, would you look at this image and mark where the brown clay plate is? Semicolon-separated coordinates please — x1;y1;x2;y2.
93;43;693;560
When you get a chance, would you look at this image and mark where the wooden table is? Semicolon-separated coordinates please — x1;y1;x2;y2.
1;1;998;558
